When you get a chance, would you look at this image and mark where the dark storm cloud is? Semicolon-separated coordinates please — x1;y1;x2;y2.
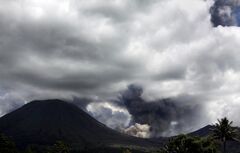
119;84;203;137
1;0;240;137
71;96;94;111
0;2;133;96
210;0;240;26
0;0;174;103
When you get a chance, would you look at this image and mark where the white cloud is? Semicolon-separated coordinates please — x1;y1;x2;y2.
86;102;131;130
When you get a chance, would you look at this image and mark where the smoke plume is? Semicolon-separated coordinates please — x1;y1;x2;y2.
124;123;150;138
120;84;203;137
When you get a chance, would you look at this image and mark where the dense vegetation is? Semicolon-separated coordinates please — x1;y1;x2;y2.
160;135;218;153
0;133;18;153
160;117;239;153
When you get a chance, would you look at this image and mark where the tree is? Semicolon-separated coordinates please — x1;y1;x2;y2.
47;141;70;153
122;148;132;153
24;145;36;153
212;117;237;153
0;133;18;153
160;134;218;153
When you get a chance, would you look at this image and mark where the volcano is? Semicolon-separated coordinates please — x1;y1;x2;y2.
0;99;159;150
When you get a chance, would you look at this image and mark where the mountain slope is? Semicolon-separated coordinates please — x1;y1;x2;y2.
190;125;240;153
190;125;213;137
0;99;159;149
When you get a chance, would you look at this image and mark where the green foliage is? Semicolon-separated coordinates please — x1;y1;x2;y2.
24;145;36;153
0;133;18;153
122;148;132;153
212;117;238;153
160;135;218;153
47;141;70;153
212;117;237;141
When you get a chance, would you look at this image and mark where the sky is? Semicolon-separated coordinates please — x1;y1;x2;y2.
1;0;240;137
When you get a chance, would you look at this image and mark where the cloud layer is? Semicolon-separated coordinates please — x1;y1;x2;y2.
1;0;240;136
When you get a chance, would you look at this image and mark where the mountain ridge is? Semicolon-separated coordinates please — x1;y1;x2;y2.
0;99;160;150
2;99;240;153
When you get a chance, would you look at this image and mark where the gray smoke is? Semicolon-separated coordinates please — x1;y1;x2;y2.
120;84;203;137
210;0;240;26
71;96;95;111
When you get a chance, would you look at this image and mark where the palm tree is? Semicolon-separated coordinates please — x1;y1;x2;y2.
212;117;237;153
160;134;217;153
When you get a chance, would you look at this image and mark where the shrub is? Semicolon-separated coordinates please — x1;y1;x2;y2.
160;134;218;153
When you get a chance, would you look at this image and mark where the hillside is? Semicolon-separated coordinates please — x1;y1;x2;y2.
0;99;160;150
190;125;240;153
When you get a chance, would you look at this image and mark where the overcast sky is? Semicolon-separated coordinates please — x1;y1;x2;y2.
1;0;240;137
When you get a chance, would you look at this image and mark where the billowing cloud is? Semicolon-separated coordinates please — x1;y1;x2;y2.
120;84;204;137
86;101;131;130
1;0;240;137
124;123;150;138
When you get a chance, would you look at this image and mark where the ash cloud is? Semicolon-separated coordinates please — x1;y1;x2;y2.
210;0;240;26
124;123;150;138
120;84;203;137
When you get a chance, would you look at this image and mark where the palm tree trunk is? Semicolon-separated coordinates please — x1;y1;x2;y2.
223;140;226;153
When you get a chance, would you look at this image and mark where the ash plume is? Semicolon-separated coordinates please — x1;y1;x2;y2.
120;84;203;137
124;123;150;138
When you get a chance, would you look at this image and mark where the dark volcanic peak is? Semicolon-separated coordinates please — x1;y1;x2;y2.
189;125;213;137
0;99;158;149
